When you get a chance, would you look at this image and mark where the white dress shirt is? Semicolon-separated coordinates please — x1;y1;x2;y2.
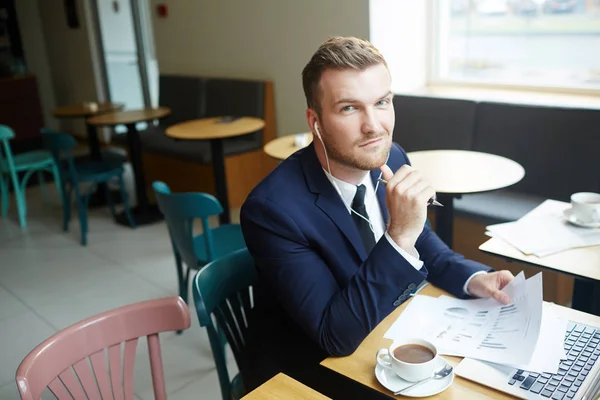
323;170;485;295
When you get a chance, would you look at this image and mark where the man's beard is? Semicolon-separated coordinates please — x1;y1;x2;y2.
322;131;392;171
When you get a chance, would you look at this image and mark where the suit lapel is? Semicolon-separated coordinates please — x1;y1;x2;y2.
301;145;367;260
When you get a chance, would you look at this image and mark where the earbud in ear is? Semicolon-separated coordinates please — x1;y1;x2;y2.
313;122;321;139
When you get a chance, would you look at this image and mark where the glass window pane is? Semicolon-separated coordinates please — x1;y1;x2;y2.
435;0;600;89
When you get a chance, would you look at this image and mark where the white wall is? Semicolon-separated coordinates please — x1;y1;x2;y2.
15;0;58;130
370;0;428;94
38;0;99;135
149;0;370;135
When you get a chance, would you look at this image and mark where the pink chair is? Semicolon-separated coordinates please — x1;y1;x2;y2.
15;296;191;400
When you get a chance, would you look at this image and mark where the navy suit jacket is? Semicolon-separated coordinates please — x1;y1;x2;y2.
240;142;490;385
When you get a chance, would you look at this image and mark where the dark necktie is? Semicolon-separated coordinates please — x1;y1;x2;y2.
352;184;376;253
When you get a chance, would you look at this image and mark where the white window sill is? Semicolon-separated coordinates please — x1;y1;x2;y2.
401;85;600;110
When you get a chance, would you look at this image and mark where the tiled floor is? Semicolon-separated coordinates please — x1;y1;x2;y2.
0;187;238;399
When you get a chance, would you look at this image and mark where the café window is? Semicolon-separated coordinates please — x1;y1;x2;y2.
431;0;600;90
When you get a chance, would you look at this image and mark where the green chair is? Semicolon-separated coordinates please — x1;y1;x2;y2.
0;125;63;228
152;181;246;307
192;248;256;400
42;130;135;246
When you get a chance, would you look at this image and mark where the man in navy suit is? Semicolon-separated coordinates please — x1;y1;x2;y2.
240;36;514;395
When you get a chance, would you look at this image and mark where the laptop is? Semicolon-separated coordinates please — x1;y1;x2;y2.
455;321;600;400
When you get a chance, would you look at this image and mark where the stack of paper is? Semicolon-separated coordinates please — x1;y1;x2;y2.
384;272;568;373
484;199;600;257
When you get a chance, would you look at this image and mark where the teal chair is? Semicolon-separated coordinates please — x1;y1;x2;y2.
192;248;256;400
152;181;247;307
42;130;135;246
0;125;63;228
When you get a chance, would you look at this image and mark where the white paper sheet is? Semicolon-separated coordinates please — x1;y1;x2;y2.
489;303;568;374
384;272;543;366
485;199;600;257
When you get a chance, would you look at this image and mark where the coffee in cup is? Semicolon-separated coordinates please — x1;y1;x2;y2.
376;338;438;382
571;192;600;224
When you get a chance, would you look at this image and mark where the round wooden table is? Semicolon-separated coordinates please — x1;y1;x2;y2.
407;149;525;248
53;102;125;206
166;117;265;224
52;102;124;161
87;107;172;226
264;133;312;161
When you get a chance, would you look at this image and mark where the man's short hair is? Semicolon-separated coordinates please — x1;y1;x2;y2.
302;36;388;115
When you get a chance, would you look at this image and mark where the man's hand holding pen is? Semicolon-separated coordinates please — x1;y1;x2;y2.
380;164;437;253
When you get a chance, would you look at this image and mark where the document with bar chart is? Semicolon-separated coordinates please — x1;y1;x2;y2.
384;271;543;366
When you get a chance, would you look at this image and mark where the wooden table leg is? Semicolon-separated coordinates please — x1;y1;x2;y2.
210;138;231;224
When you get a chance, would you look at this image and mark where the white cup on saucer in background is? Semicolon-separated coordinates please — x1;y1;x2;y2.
294;133;310;148
83;102;99;112
571;192;600;224
376;338;438;382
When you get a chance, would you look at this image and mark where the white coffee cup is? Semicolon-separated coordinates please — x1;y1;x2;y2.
376;338;438;382
294;133;309;148
571;192;600;224
83;102;98;112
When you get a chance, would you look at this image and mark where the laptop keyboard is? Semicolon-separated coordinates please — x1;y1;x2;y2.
507;322;600;399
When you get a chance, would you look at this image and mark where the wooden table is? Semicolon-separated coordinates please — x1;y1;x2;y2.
53;102;125;206
87;107;171;226
321;284;600;399
53;103;124;162
407;150;525;248
480;200;600;316
166;117;265;224
242;373;330;399
264;133;312;161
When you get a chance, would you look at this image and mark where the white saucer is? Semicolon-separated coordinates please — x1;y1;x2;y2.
563;208;600;229
375;357;454;397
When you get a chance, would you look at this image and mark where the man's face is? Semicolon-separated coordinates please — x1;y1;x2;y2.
313;63;394;172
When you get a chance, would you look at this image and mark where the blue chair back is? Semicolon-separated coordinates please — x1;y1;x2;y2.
152;181;224;268
192;248;256;400
41;130;79;183
0;125;16;172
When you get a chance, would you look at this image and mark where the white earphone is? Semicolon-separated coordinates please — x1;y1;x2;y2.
314;121;322;139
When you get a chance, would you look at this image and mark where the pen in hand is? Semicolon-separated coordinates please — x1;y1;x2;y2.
377;178;444;207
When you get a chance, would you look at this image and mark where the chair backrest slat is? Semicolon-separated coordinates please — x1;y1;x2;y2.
47;377;73;399
58;368;87;399
147;334;167;400
227;293;248;345
239;290;252;328
72;358;101;400
123;337;138;400
16;297;190;400
108;343;124;400
89;350;113;399
215;304;242;352
193;249;257;400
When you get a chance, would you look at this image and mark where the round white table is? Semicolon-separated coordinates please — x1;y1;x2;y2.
407;150;525;248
